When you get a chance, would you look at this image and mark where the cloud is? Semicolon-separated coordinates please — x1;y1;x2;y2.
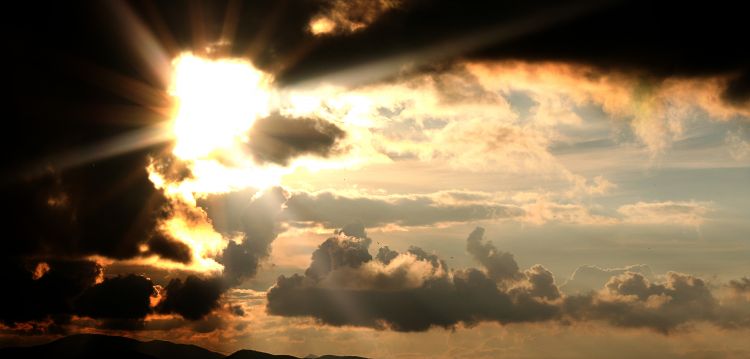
727;278;750;302
267;227;560;331
729;278;750;294
305;224;374;280
277;1;750;111
144;233;193;264
520;265;562;301
156;275;225;321
565;272;719;333
75;275;156;320
247;113;347;166
281;190;524;229
6;152;175;263
149;186;290;322
0;259;102;326
561;264;653;294
308;0;405;35
617;201;713;226
465;227;521;282
267;227;750;333
198;187;288;286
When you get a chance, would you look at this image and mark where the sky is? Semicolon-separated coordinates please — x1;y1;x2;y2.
3;1;750;358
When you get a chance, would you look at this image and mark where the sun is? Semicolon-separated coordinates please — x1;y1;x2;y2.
155;53;288;198
142;53;284;273
169;53;272;161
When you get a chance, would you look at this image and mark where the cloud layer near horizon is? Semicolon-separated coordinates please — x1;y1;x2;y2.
266;226;750;333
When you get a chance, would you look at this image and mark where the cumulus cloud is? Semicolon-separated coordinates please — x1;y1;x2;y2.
267;227;750;333
519;265;562;301
267;227;560;331
465;227;521;282
75;275;155;321
156;275;225;321
199;187;288;286
0;259;102;326
565;272;720;333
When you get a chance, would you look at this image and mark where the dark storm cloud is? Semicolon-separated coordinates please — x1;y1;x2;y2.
0;259;101;325
267;227;750;332
156;276;225;321
282;191;523;228
267;227;560;331
98;0;749;108
273;0;750;108
6;154;173;262
2;155;197;326
6;0;178;265
75;275;155;320
247;113;347;166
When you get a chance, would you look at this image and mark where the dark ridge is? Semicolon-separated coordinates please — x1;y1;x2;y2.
0;334;368;359
0;334;223;359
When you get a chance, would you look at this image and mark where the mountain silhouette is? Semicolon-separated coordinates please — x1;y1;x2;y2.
0;334;367;359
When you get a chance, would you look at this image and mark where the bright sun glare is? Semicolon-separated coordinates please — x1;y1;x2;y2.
170;53;271;160
156;53;291;199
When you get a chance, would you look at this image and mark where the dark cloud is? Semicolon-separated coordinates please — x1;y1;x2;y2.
728;277;750;294
247;113;347;166
305;225;373;280
268;268;559;331
198;187;288;286
145;234;193;264
282;191;523;228
564;272;721;333
466;227;521;282
156;276;225;321
267;227;750;332
6;154;172;262
275;0;750;108
520;264;561;301
267;227;560;331
375;246;399;265
0;259;101;325
4;1;184;264
74;275;155;320
75;0;747;109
